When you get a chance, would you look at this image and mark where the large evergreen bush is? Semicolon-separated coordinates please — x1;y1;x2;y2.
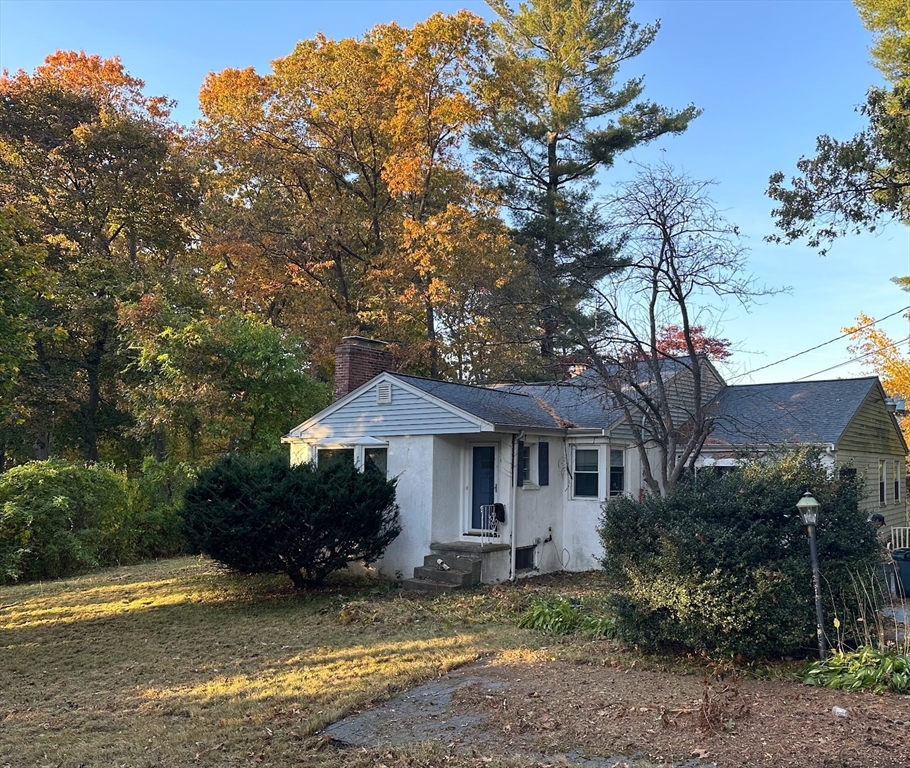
598;450;881;659
182;453;400;588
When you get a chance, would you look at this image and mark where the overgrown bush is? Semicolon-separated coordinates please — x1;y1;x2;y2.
0;460;136;582
0;460;184;583
182;453;401;588
598;449;882;659
132;457;196;558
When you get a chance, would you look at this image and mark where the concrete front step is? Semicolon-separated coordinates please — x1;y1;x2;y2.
412;564;477;587
421;554;482;578
403;550;484;593
401;577;463;594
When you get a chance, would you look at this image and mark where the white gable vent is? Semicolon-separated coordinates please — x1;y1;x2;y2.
376;382;392;405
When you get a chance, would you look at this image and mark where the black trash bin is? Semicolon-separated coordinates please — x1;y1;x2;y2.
891;548;910;597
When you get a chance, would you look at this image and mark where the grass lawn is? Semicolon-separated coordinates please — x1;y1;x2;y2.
1;557;615;767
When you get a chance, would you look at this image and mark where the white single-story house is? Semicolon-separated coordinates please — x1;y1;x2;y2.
282;338;908;588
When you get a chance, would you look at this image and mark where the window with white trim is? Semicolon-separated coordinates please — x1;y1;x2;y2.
609;449;625;497
573;447;600;498
364;446;388;476
880;459;886;505
519;443;532;484
317;448;354;470
516;440;550;489
316;444;389;477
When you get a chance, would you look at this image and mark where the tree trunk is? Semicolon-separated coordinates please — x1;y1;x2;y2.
285;566;306;590
33;430;51;461
80;325;108;462
154;429;167;463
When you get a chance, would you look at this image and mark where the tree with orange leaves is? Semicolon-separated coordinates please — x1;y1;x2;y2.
843;304;910;452
197;13;538;381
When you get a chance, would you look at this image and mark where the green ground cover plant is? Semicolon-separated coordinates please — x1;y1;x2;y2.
800;646;910;694
517;594;618;638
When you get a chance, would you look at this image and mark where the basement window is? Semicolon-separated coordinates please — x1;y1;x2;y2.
515;545;536;571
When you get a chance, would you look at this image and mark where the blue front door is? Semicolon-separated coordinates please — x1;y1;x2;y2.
471;445;496;530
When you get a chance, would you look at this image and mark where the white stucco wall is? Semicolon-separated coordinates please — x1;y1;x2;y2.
512;437;569;574
432;435;468;542
371;435;435;580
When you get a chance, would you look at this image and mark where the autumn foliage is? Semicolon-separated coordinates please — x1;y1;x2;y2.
0;2;703;470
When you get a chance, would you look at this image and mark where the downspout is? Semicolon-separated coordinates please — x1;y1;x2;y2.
509;432;519;580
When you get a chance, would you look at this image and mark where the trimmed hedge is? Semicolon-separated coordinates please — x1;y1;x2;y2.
182;453;401;588
598;450;882;659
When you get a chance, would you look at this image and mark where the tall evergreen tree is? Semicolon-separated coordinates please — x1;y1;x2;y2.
472;0;699;365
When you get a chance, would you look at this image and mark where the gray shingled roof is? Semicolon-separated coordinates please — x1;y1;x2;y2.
396;359;692;431
495;380;621;429
496;359;691;430
708;377;879;446
391;373;564;429
393;371;882;445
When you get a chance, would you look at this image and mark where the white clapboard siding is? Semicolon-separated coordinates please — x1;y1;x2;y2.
300;381;484;440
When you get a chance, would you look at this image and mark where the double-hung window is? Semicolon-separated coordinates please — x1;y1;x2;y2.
517;440;550;488
894;459;901;502
573;448;600;498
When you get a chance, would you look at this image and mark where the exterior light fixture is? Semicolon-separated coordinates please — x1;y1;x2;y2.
796;492;826;659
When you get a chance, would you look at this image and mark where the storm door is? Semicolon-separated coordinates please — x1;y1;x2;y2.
470;445;496;530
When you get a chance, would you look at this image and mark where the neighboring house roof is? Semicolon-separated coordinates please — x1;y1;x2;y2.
391;373;565;430
708;377;881;447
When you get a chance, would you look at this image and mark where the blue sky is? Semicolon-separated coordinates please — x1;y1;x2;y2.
2;0;908;384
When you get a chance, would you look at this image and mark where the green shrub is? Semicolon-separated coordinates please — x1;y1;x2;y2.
131;458;196;558
800;646;910;694
182;453;401;588
0;459;191;584
598;449;882;659
0;460;133;582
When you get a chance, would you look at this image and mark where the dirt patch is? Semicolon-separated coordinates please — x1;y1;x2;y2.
323;652;910;767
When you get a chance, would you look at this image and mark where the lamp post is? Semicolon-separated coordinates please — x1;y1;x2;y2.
796;491;826;659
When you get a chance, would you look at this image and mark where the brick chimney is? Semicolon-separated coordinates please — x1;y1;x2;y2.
334;336;392;400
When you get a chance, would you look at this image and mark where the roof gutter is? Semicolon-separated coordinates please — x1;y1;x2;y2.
566;428;607;438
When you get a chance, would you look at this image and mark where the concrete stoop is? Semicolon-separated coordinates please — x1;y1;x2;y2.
402;551;483;593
